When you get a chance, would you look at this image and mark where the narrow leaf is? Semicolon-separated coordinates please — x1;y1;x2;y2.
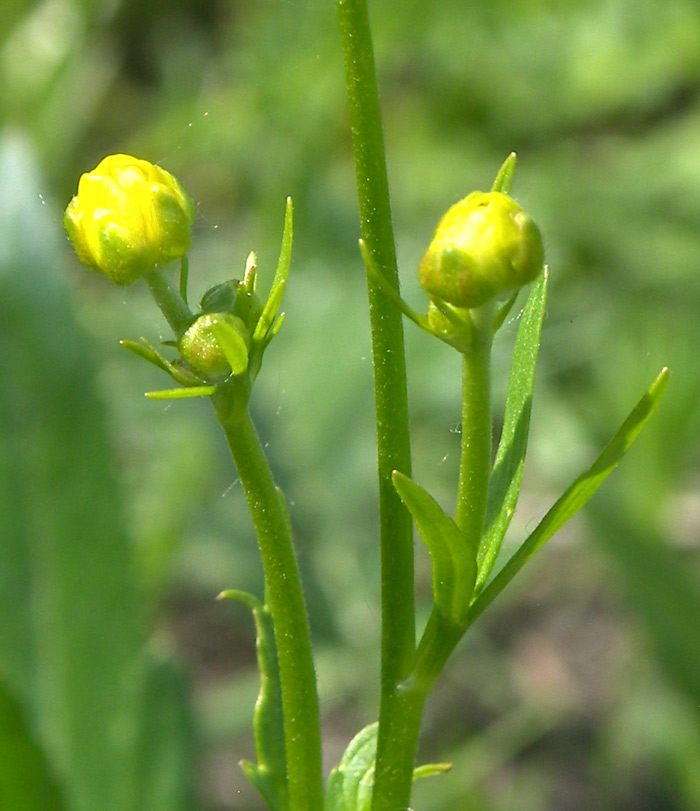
412;762;452;780
254;279;287;343
325;723;378;811
120;339;202;387
273;196;293;289
130;657;197;811
218;590;288;811
491;152;517;194
0;679;65;810
360;239;428;330
393;471;477;624
467;367;669;625
477;270;547;592
145;386;216;399
491;290;519;333
251;198;293;345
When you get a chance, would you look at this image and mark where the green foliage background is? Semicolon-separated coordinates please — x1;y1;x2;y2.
2;1;700;809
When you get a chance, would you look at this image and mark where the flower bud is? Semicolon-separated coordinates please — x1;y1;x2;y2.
178;312;249;377
64;154;195;286
418;191;544;309
200;280;264;332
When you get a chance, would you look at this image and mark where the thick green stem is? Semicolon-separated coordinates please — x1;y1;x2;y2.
336;1;416;809
144;266;194;338
213;388;323;811
455;310;493;546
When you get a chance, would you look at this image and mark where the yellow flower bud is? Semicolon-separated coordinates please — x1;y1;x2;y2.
64;154;195;286
178;312;249;377
418;191;544;309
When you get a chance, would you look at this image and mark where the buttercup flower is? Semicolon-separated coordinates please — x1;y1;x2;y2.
64;154;195;286
418;191;544;309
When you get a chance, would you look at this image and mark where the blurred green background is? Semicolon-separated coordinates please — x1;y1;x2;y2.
2;0;700;809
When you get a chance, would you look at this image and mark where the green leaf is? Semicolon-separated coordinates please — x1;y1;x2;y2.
145;385;217;399
253;197;293;344
325;723;378;811
590;498;700;707
0;132;145;811
0;679;65;810
120;338;203;387
130;657;197;811
218;590;288;811
272;196;294;289
491;152;517;194
412;762;452;781
466;367;669;625
210;319;249;375
477;269;548;592
393;472;477;625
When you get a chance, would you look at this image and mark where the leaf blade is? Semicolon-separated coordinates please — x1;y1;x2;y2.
467;367;669;625
477;269;548;591
393;472;477;624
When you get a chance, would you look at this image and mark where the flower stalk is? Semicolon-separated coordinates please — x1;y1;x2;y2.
213;386;323;811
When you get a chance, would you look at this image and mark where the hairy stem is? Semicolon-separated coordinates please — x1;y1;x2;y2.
336;1;416;808
214;388;323;811
144;265;193;338
455;309;493;544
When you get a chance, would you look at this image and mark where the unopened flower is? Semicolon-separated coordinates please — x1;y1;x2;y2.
178;312;250;377
418;191;544;309
64;154;195;286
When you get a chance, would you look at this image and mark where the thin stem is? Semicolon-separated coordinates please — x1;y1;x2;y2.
213;388;323;811
455;309;493;547
336;2;416;809
144;265;193;338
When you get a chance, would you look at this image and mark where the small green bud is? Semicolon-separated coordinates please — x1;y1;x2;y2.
64;154;195;286
418;191;544;309
200;280;264;333
178;312;249;377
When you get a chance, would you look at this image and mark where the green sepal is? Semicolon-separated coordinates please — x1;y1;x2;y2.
392;471;477;625
325;723;377;811
218;590;288;811
476;269;548;593
210;319;249;375
467;367;669;624
491;152;517;194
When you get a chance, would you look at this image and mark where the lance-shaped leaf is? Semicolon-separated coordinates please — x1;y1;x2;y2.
145;386;216;400
476;270;547;593
0;679;65;810
120;338;203;387
491;152;517;194
393;472;477;625
466;367;669;625
218;590;288;811
253;197;293;345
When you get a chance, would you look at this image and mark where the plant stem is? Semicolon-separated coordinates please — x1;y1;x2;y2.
455;309;493;546
213;387;323;811
336;1;416;808
144;266;194;338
